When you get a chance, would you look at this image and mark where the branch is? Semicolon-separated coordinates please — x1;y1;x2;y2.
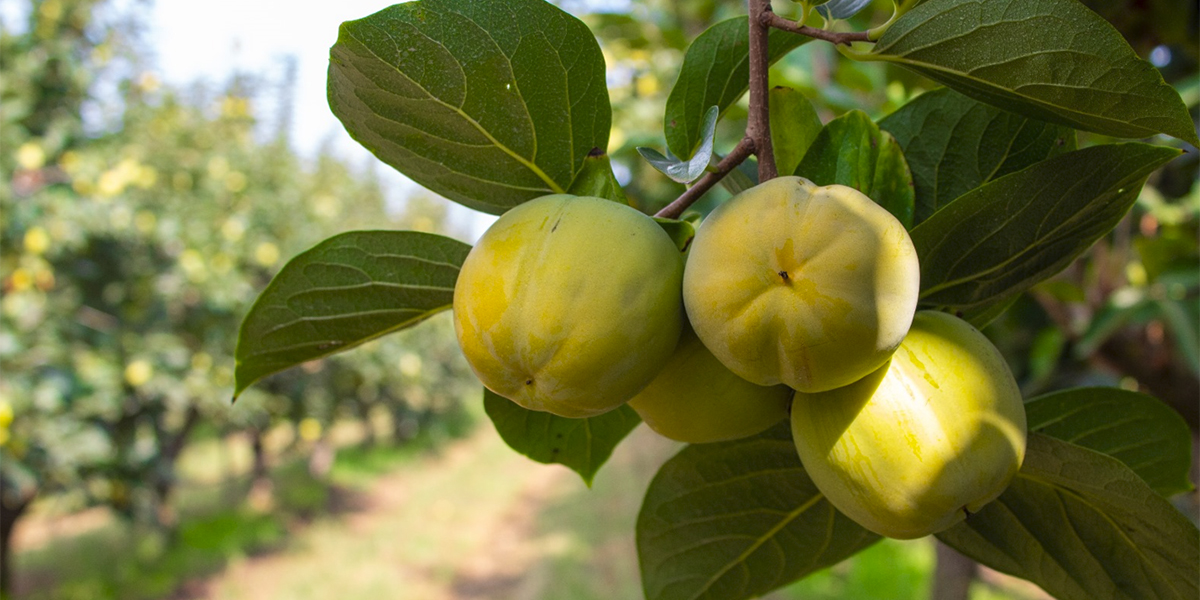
655;137;755;219
762;12;872;46
747;0;776;181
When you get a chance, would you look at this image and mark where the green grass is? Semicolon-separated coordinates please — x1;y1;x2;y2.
17;505;286;600
777;538;934;599
511;428;680;600
15;411;1044;600
12;415;473;600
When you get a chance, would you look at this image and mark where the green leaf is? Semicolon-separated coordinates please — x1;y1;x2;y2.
639;106;719;184
664;18;808;158
794;110;915;228
1159;298;1200;374
912;143;1180;314
483;389;641;486
653;217;697;254
868;0;1200;146
328;0;611;215
1025;387;1194;497
1074;291;1159;357
879;87;1074;225
718;159;759;197
769;87;822;178
961;293;1020;329
637;424;879;600
568;151;628;204
937;433;1200;600
234;231;470;398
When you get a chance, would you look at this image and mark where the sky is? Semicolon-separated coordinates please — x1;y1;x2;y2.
145;0;630;239
150;0;391;159
150;0;460;229
149;1;629;157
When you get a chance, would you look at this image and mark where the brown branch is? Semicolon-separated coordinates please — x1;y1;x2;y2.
1033;290;1200;431
747;0;777;181
762;12;872;46
655;137;755;219
1097;330;1200;430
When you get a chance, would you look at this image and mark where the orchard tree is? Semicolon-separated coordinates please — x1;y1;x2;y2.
235;0;1198;599
1;0;474;594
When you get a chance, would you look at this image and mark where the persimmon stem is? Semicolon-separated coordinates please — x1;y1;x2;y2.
654;0;776;219
654;137;755;219
762;12;872;46
655;0;875;218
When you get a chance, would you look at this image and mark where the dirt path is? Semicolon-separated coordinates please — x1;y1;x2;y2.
187;424;600;600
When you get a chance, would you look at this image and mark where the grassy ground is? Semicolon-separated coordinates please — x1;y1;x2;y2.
12;415;1048;600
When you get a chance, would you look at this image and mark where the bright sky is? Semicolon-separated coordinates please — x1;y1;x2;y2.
150;0;393;159
146;0;629;238
149;1;628;155
150;0;495;237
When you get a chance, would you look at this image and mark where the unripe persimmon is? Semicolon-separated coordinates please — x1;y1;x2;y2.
453;195;684;418
791;311;1027;539
683;176;920;393
628;324;792;443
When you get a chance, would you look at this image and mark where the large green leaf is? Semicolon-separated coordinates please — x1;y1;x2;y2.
664;17;808;158
328;0;611;215
637;424;879;600
1025;387;1193;497
483;389;641;486
912;143;1180;315
937;433;1200;600
868;0;1199;146
234;231;470;398
794;110;916;228
879;88;1074;225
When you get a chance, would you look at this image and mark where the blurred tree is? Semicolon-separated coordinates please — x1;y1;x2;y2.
0;1;476;595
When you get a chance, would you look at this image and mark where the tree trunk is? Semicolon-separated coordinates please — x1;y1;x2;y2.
150;405;201;532
390;404;417;443
0;485;35;600
247;427;276;512
931;541;977;600
308;438;335;480
355;397;377;447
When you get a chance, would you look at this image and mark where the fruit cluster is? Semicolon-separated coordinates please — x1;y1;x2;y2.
452;177;1027;539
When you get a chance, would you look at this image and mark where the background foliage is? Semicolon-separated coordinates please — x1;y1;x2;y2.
1;0;477;596
2;0;1197;598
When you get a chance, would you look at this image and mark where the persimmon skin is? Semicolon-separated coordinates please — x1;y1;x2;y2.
453;195;684;418
682;176;920;393
628;324;792;443
791;311;1027;540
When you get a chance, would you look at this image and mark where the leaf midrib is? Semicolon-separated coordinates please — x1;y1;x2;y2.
350;17;566;195
868;52;1162;139
917;154;1153;301
241;306;451;362
1022;470;1190;598
688;493;824;600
